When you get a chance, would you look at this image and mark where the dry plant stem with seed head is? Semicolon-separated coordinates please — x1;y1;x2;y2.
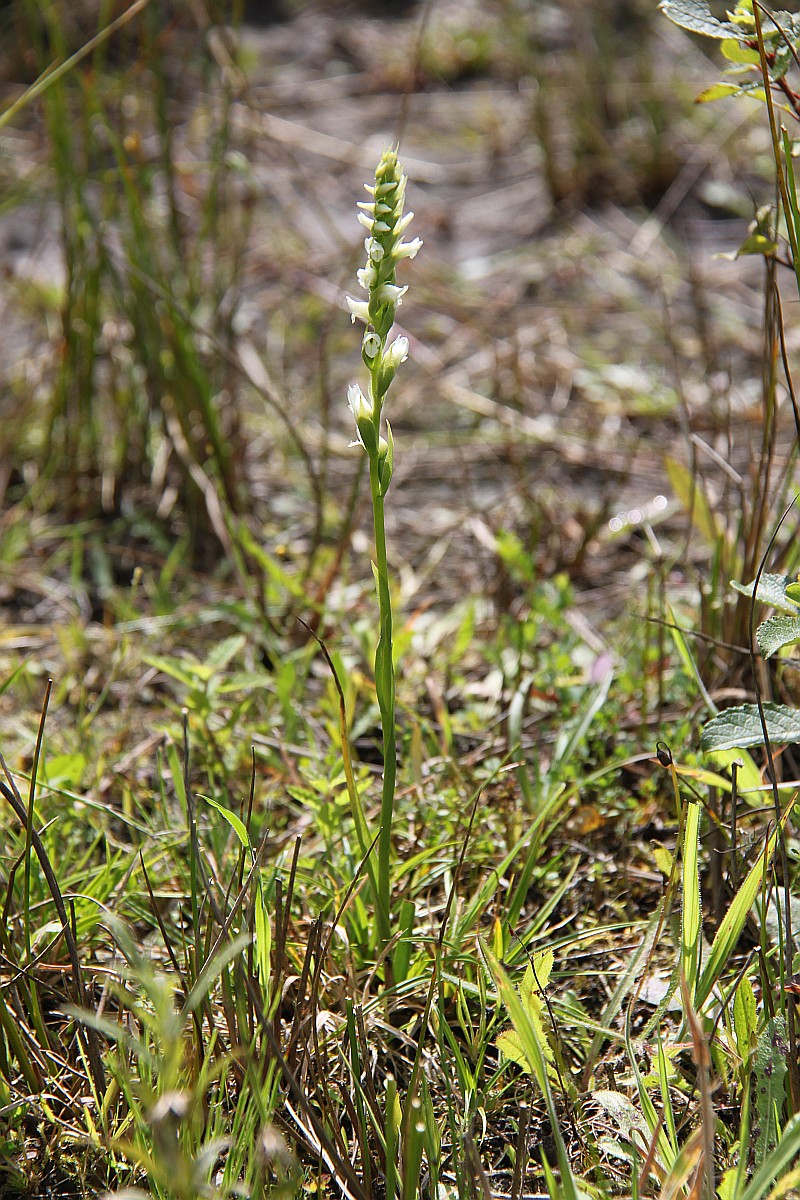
346;147;421;952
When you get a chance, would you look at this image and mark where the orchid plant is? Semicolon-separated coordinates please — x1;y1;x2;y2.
346;147;421;950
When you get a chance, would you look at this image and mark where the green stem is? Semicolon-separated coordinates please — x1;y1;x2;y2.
369;451;396;952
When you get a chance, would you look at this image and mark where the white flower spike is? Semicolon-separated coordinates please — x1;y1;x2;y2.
345;146;421;472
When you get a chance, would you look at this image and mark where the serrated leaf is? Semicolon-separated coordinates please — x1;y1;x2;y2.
591;1090;650;1144
207;634;246;671
659;0;740;38
756;613;800;658
143;654;200;689
497;1028;530;1071
701;702;800;752
731;574;799;614
497;952;555;1072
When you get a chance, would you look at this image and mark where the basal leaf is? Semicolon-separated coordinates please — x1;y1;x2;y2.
484;945;580;1200
701;703;800;752
757;614;800;659
740;1112;800;1200
496;1028;530;1071
497;952;555;1072
754;1017;788;1167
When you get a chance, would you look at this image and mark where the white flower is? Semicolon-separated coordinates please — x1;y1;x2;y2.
394;211;414;237
346;297;370;324
347;382;378;454
374;283;407;307
347;382;371;424
357;265;377;291
362;332;381;359
384;335;409;369
395;237;422;260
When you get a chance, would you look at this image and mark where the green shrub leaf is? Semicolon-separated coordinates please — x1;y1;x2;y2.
658;0;739;38
701;703;800;752
756;613;800;658
732;574;799;613
696;82;743;103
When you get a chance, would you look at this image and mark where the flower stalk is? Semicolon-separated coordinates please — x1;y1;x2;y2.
346;147;421;950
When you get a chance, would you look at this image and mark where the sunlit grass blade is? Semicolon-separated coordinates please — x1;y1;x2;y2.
483;944;580;1200
740;1113;800;1200
681;799;702;1005
696;790;798;1008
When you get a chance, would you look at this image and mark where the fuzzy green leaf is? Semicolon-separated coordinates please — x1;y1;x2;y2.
659;0;740;38
732;574;799;614
754;1017;788;1167
756;613;800;658
701;702;800;752
740;1112;800;1200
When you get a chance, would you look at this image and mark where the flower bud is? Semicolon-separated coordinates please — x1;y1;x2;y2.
362;331;382;363
347;383;378;454
376;335;409;395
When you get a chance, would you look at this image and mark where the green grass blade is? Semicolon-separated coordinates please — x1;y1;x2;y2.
681;800;702;1004
696;791;798;1008
740;1113;800;1200
483;944;580;1200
